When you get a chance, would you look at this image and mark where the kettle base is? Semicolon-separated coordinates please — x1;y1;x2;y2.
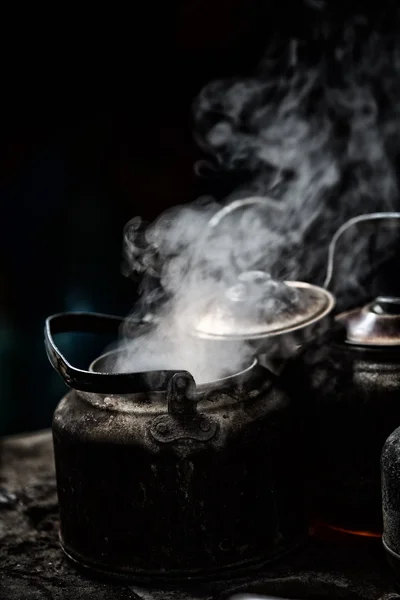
60;536;307;584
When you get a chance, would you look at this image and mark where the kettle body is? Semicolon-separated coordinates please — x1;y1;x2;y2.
304;332;400;533
296;212;400;535
286;299;400;535
47;312;307;582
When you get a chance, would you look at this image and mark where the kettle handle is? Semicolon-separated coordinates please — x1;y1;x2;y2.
44;312;192;394
205;196;286;238
187;195;282;276
323;212;400;290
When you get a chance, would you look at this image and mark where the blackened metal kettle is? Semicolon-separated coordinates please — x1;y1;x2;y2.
45;198;337;582
289;212;400;536
45;312;309;583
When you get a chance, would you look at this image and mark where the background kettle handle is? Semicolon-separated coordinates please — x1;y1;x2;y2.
323;212;400;290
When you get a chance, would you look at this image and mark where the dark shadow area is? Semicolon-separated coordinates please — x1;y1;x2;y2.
0;3;270;437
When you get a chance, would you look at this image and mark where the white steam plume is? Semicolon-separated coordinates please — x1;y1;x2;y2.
111;4;400;383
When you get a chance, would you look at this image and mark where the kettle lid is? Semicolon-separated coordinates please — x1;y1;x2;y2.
191;271;335;341
338;296;400;346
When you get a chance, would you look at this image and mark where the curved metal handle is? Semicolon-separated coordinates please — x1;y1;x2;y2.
323;212;400;290
207;196;279;231
186;195;282;277
170;196;272;289
44;312;191;394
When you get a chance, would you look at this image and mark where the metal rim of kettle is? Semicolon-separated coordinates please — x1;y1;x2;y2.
86;353;264;415
192;280;335;341
89;347;259;392
84;349;264;415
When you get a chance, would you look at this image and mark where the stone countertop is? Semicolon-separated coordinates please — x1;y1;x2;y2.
0;430;398;600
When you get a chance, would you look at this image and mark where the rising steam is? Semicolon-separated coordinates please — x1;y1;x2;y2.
111;2;400;383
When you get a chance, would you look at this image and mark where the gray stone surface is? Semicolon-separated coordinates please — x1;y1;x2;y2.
0;431;142;599
0;429;398;599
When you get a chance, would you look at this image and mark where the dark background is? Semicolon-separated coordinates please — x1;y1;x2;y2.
0;3;273;436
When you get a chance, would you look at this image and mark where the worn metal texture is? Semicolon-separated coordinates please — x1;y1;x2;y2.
0;430;399;599
52;364;307;580
382;425;400;574
337;297;400;346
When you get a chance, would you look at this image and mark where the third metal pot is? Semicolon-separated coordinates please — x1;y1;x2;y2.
287;213;400;536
